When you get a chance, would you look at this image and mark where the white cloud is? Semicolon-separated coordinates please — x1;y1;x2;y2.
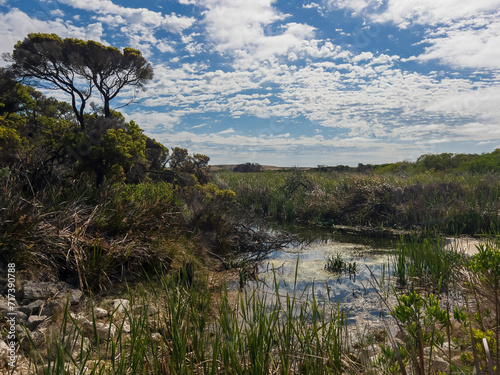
156;40;175;53
94;14;125;27
425;85;500;120
50;9;65;17
377;0;499;27
133;50;500;154
453;123;500;140
57;0;196;33
126;110;180;133
197;0;340;66
352;51;373;62
303;2;321;10
325;0;382;15
0;9;104;65
325;0;500;70
326;0;499;27
419;16;500;69
52;0;196;55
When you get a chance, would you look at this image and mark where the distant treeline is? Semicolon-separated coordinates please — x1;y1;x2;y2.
315;150;500;174
233;162;262;173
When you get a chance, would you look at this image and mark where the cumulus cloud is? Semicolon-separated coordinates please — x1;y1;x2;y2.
326;0;499;27
325;0;500;70
125;110;180;134
53;0;196;55
197;0;340;66
419;16;500;69
303;2;322;10
50;9;65;17
132;49;500;156
0;9;104;64
58;0;196;33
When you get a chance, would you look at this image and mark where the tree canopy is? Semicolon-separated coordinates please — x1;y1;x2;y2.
0;70;211;188
0;34;218;189
4;33;153;129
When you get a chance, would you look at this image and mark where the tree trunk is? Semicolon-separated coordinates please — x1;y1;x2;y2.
104;98;110;118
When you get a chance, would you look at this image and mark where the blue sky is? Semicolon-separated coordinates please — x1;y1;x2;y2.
1;0;500;166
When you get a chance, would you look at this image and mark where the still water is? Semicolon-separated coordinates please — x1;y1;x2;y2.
254;228;398;327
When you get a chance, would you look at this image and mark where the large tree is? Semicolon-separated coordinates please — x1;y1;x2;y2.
5;33;153;128
6;33;91;129
74;40;153;118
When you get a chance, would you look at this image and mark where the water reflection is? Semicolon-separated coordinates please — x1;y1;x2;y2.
253;229;397;327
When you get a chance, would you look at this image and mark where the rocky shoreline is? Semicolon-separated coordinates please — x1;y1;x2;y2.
0;273;162;373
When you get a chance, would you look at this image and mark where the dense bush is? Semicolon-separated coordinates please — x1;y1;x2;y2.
233;162;262;173
0;70;237;290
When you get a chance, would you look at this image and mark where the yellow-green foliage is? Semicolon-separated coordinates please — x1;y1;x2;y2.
112;181;181;208
181;183;236;233
90;120;147;181
0;114;26;153
102;182;183;234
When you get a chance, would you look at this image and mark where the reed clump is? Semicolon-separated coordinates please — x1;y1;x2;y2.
18;269;357;375
325;252;357;277
214;170;500;235
371;234;500;375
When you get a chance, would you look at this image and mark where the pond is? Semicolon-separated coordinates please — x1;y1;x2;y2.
251;227;399;329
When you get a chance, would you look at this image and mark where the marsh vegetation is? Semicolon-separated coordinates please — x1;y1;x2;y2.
2;33;500;374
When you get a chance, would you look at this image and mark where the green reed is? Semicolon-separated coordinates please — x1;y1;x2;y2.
393;234;464;291
214;170;500;234
21;266;353;375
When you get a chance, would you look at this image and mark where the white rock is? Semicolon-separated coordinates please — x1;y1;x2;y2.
0;340;11;368
94;323;117;341
133;305;157;316
440;342;463;358
71;312;91;326
121;321;131;334
112;299;130;313
21;328;46;350
26;315;48;330
23;282;82;304
431;355;449;373
0;298;11;312
64;334;91;358
151;332;162;343
93;307;108;319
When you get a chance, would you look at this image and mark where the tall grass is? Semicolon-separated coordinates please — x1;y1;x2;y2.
393;234;464;291
20;267;355;375
18;235;500;375
0;175;235;292
377;234;500;374
214;170;500;235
